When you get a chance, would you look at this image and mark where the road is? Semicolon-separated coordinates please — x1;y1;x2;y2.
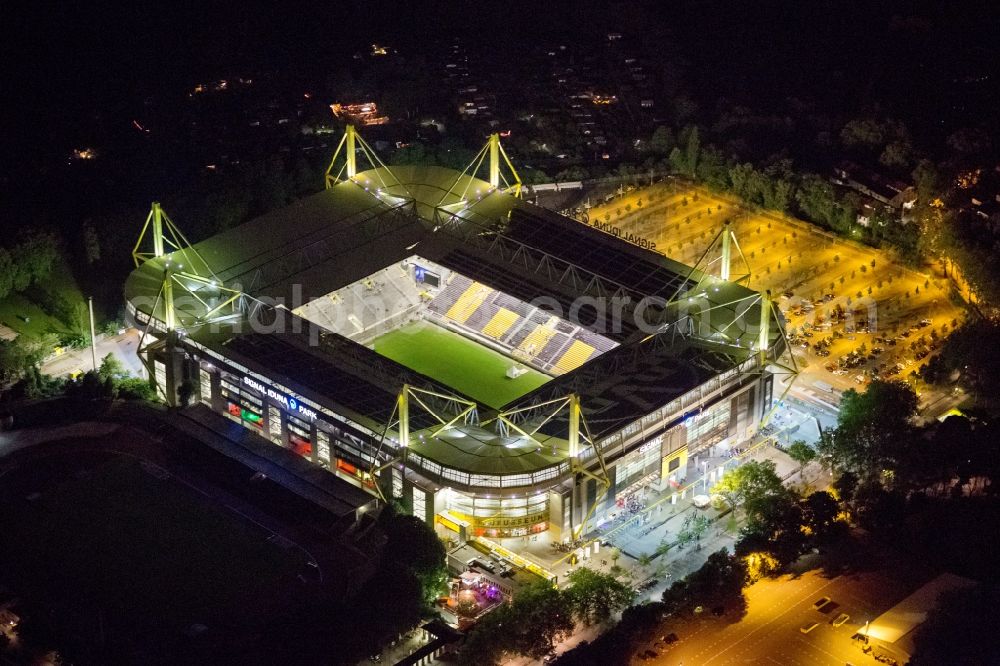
41;328;145;378
641;569;908;666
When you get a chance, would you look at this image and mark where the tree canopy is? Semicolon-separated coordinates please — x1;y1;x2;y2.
460;579;573;665
564;568;634;626
910;585;999;665
662;549;748;619
713;459;787;521
818;379;918;484
786;440;816;473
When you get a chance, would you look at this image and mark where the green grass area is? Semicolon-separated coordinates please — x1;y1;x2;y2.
0;252;85;338
0;453;305;633
371;320;550;408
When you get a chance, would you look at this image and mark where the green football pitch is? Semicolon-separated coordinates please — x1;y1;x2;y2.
371;320;550;408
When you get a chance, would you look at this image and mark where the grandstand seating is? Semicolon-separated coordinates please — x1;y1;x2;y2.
518;316;558;357
482;308;519;339
298;257;622;378
554;339;596;374
427;273;473;317
446;282;491;323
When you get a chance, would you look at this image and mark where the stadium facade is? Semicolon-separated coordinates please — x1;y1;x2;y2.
124;128;789;541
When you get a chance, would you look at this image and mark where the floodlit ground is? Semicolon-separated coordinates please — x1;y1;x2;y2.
585;183;966;396
371;319;550;408
639;568;909;666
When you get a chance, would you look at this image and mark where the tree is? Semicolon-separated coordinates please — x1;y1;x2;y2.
16;230;59;287
0;333;59;383
391;141;434;165
649;126;674;155
832;470;859;503
668;146;686;174
459;604;510;666
786;440;816;477
735;493;807;568
380;512;448;606
910;585;999;666
794;174;838;228
82;222;101;264
818;379;918;484
840;118;885;148
115;377;156;401
0;248;13;299
661;549;749;620
946;127;991;155
695;146;731;189
97;352;128;383
880;140;912;168
713;460;786;521
683;126;700;178
911;159;941;201
728;163;754;201
677;513;711;546
801;491;845;547
513;581;573;659
921;319;1000;400
768;179;792;213
564;568;634;626
466;580;572;663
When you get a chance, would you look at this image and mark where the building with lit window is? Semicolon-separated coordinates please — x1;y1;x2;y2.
124;129;787;542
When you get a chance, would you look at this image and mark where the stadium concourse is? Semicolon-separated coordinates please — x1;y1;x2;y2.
123;128;789;560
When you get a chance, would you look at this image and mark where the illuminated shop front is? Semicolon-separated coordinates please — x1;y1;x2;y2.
196;359;381;491
445;489;550;539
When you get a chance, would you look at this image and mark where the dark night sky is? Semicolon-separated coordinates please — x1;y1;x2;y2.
3;1;998;176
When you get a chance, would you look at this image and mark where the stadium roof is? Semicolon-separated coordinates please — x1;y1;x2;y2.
126;164;784;475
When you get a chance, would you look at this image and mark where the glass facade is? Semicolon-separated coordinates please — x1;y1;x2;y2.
412;487;427;522
199;368;212;405
190;343;763;537
685;399;731;447
447;491;549;537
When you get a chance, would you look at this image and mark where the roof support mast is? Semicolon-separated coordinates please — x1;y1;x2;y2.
758;290;772;368
567;393;581;458
397;383;410;450
162;267;175;331
489;133;500;189
345;125;357;179
720;220;732;280
152;202;165;258
324;124;409;198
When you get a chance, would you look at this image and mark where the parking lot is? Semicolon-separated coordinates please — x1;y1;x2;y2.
581;182;966;396
637;569;910;666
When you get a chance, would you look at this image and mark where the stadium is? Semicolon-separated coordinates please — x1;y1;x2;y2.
124;127;789;542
